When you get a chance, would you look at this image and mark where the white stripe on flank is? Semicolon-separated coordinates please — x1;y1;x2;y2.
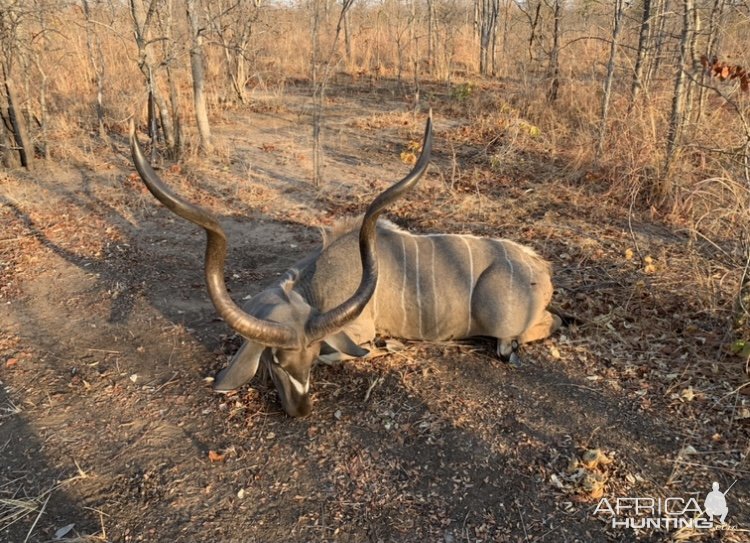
460;237;474;337
430;237;438;338
413;237;423;337
500;241;514;289
400;235;408;331
525;260;533;282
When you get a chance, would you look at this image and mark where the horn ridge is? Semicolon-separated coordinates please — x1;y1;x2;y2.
130;123;299;348
305;115;433;341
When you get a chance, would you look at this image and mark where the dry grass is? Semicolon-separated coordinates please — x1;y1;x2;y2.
6;1;748;239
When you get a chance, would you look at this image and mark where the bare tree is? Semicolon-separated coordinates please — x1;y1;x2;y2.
630;0;653;109
311;0;356;185
185;0;212;154
430;0;464;79
478;0;499;76
596;0;625;155
386;0;414;82
426;0;434;73
695;0;725;122
158;0;183;157
0;0;33;169
82;0;108;141
523;0;542;62
662;0;694;202
546;0;563;102
206;0;263;104
647;0;670;85
130;0;179;159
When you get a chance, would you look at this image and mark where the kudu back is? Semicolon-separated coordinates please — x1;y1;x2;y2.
130;117;560;417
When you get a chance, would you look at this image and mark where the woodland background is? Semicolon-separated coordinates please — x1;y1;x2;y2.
0;0;748;204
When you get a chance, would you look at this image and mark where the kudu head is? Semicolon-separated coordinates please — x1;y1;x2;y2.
130;116;432;417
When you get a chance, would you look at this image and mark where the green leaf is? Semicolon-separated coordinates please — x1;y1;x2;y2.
730;339;750;358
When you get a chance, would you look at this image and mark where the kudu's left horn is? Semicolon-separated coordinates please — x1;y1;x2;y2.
129;121;300;349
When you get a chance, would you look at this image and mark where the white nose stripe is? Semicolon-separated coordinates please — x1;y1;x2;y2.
272;354;309;396
287;373;310;396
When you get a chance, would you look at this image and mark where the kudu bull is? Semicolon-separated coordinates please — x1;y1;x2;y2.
130;117;560;417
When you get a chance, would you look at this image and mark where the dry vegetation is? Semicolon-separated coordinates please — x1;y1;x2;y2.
1;0;750;542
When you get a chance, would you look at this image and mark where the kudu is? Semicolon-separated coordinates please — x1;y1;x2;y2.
130;117;560;417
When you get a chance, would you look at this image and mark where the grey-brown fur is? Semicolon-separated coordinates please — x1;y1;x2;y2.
299;219;559;354
215;217;560;416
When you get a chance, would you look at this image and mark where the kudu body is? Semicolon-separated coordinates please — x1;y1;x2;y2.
131;117;560;417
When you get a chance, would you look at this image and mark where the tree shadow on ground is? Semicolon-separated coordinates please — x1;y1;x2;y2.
0;386;99;541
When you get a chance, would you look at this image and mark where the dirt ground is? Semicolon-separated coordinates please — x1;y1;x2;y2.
1;83;748;542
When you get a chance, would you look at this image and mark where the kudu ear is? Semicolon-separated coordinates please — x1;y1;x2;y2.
213;341;266;392
321;330;370;358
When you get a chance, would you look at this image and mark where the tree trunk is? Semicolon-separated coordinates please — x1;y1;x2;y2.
662;0;693;202
130;0;178;159
648;0;669;84
630;0;652;109
501;0;510;62
596;0;624;155
186;0;212;154
547;0;563;102
479;0;499;76
2;66;33;170
311;0;356;186
528;1;541;62
82;0;107;140
343;3;352;69
696;0;725;122
0;102;19;168
311;0;321;185
426;0;434;74
162;0;183;158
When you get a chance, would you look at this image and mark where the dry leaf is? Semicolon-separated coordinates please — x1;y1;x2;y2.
208;450;225;462
680;387;695;402
582;449;612;469
54;523;75;540
582;471;607;499
400;151;417;165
